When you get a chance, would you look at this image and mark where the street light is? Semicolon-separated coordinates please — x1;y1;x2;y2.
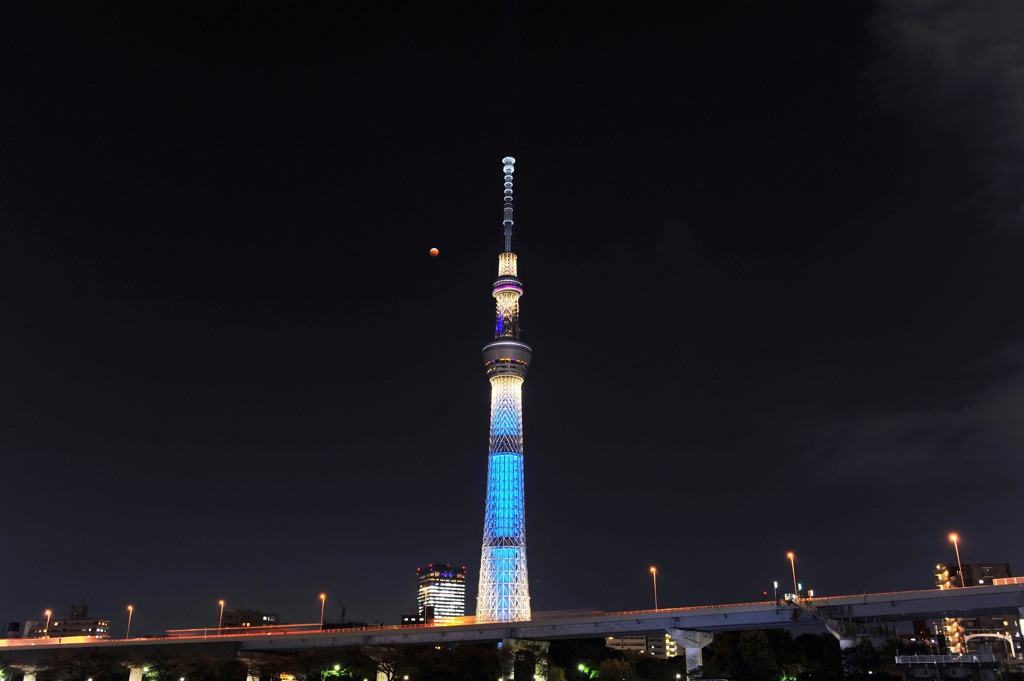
44;609;52;637
126;605;134;639
218;600;225;632
787;552;798;598
949;533;965;587
773;581;779;601
649;566;658;610
320;593;327;628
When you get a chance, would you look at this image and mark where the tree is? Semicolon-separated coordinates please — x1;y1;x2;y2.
549;665;568;681
700;631;739;679
362;646;405;681
794;633;842;680
737;630;780;681
841;640;881;680
597;658;636;681
547;638;618;675
41;649;129;681
139;651;246;681
448;644;500;681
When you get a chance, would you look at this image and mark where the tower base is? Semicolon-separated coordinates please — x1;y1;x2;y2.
501;638;550;681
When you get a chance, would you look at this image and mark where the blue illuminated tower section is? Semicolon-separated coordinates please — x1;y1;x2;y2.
476;156;532;623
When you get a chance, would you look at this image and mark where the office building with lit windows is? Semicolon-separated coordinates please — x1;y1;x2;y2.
416;563;467;623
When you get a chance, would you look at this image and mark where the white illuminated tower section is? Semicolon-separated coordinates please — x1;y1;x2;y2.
476;156;532;623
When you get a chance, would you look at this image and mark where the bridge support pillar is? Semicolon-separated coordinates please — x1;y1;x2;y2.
23;674;36;681
840;636;887;650
501;638;550;681
840;637;860;650
129;668;145;681
669;629;714;672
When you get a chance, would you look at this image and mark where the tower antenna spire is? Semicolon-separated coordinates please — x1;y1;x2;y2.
502;156;516;252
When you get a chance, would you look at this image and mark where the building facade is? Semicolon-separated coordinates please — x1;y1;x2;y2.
936;562;1011;589
935;562;1018;657
606;633;680;659
221;609;279;628
416;563;467;623
26;605;109;638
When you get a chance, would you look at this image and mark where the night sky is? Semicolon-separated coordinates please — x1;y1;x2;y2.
1;2;1023;635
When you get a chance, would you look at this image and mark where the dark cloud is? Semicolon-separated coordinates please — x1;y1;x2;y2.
869;0;1024;234
795;344;1024;496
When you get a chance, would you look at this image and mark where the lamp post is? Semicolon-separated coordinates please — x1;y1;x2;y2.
949;533;965;587
44;609;52;637
787;552;798;598
126;605;134;639
218;600;225;632
649;566;658;610
319;593;327;628
773;580;779;602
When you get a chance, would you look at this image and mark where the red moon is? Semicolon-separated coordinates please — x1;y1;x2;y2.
429;247;439;257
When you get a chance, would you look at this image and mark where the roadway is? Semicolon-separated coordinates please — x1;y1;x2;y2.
0;583;1021;664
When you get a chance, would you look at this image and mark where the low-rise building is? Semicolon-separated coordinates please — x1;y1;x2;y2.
606;632;679;659
221;609;279;628
935;562;1019;657
27;606;109;638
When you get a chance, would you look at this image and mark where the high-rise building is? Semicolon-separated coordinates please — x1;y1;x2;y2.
476;156;532;623
416;563;467;623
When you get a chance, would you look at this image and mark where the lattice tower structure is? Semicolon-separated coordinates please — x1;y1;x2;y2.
476;156;532;623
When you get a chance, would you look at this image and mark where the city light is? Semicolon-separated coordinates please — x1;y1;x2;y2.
949;533;965;587
126;605;134;639
787;552;798;597
44;609;52;638
218;600;225;631
650;566;659;610
320;594;327;628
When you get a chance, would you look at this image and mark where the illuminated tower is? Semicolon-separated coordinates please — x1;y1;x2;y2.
476;156;532;623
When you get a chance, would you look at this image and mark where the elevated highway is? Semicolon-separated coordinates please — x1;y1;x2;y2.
2;583;1021;666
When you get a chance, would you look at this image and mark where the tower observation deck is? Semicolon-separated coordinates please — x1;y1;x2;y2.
476;156;532;623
